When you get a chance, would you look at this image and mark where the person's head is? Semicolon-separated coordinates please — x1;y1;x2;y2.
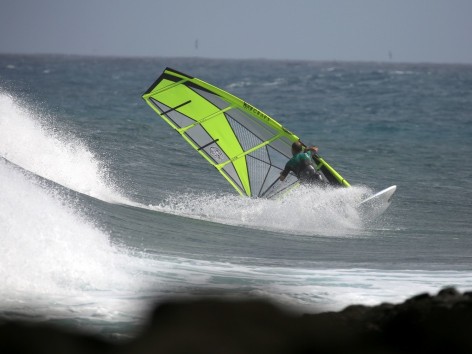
291;141;303;156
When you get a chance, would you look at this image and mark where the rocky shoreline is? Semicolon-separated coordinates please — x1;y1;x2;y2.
1;287;471;353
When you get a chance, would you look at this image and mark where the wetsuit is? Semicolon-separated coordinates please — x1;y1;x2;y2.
280;151;323;184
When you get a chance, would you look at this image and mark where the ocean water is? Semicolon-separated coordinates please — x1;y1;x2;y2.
1;55;472;338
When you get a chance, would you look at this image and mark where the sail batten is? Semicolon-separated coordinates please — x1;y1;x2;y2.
143;67;349;198
161;100;192;115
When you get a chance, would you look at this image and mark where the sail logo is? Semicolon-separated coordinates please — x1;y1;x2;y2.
243;102;271;122
210;146;224;161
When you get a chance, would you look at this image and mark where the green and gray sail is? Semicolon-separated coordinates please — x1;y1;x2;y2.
142;68;349;198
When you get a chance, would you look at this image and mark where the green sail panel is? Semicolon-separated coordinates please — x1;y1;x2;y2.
142;68;349;198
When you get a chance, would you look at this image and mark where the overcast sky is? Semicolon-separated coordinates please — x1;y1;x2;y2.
1;0;471;64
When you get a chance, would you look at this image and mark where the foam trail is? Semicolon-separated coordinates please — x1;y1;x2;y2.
0;93;130;204
150;185;372;236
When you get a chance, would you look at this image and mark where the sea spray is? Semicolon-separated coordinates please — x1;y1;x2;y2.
0;160;156;328
0;161;133;294
150;184;372;236
0;93;129;204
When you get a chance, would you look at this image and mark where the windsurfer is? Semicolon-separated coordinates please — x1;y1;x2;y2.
279;141;323;184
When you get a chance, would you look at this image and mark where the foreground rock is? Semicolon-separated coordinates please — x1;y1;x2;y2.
1;288;471;354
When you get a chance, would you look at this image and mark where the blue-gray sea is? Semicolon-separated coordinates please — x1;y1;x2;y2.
1;55;471;339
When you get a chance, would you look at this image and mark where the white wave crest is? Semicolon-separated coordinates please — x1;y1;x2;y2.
0;93;130;204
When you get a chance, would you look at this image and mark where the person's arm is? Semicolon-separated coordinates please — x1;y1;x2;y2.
279;170;288;181
305;145;319;155
279;164;291;181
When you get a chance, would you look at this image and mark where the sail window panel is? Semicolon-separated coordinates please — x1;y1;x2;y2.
222;162;245;195
226;109;279;143
248;144;271;165
267;137;293;161
261;168;298;198
247;146;272;196
226;114;264;152
267;145;292;171
260;166;286;197
191;86;231;111
278;136;295;152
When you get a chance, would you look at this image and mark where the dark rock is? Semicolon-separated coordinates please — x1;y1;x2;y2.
438;287;460;298
408;292;431;302
1;287;471;354
0;321;114;354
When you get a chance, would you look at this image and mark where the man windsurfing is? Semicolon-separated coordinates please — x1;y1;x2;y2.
279;141;324;184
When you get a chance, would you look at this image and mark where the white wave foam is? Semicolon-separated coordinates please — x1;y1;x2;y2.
0;93;130;204
0;161;140;304
129;254;472;313
0;161;162;330
149;185;372;236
